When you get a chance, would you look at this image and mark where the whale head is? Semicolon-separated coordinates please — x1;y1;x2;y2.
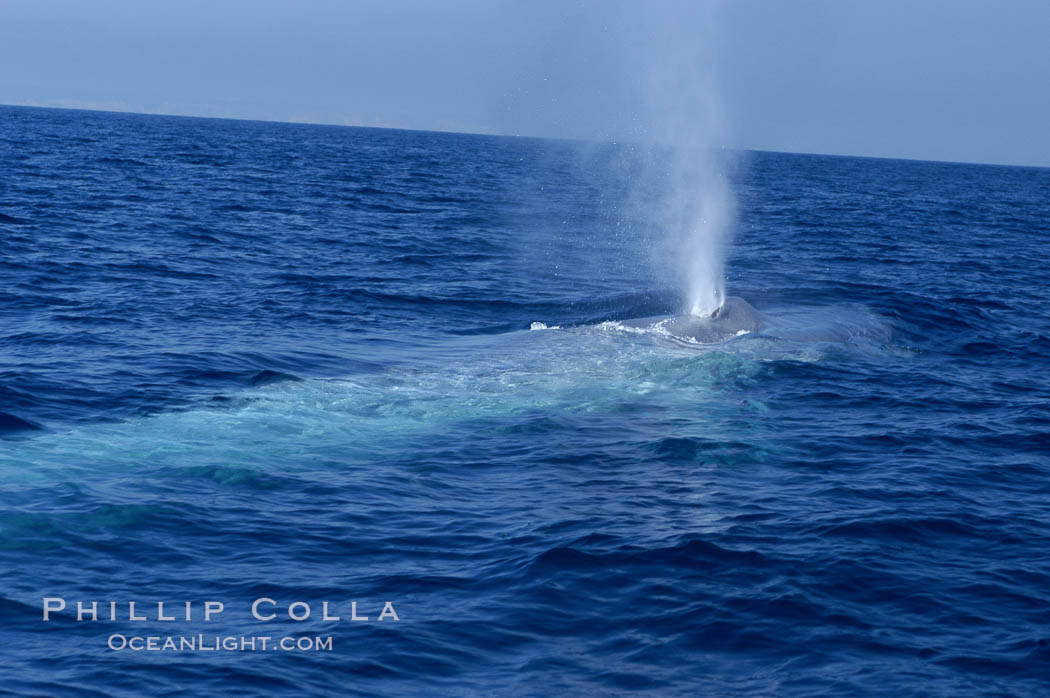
621;296;763;344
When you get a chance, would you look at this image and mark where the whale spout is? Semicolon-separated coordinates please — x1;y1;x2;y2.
621;296;763;344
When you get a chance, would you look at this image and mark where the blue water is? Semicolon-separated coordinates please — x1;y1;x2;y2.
2;104;1050;696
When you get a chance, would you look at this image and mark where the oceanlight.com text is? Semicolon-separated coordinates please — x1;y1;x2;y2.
107;634;334;652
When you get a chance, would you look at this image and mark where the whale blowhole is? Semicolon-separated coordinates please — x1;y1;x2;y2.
621;296;763;344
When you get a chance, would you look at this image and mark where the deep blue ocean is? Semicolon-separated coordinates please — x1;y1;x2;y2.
2;104;1050;696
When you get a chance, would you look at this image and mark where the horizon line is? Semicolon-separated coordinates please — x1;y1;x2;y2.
3;102;1047;171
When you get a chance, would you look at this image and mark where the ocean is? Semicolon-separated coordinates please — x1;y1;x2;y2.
2;104;1049;696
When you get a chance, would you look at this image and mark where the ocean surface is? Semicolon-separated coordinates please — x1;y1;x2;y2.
2;104;1049;696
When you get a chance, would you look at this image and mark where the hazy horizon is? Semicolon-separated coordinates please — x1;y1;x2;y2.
3;0;1049;168
8;102;1046;172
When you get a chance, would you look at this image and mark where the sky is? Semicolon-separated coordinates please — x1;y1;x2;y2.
2;0;1049;167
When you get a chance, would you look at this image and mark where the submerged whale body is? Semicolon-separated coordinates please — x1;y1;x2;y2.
622;296;763;344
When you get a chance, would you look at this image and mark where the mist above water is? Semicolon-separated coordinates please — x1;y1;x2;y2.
623;2;735;318
659;132;733;318
494;1;736;318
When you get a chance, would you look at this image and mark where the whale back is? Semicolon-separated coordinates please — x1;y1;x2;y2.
621;296;763;344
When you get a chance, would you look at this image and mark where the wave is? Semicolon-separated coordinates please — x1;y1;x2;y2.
0;412;42;435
